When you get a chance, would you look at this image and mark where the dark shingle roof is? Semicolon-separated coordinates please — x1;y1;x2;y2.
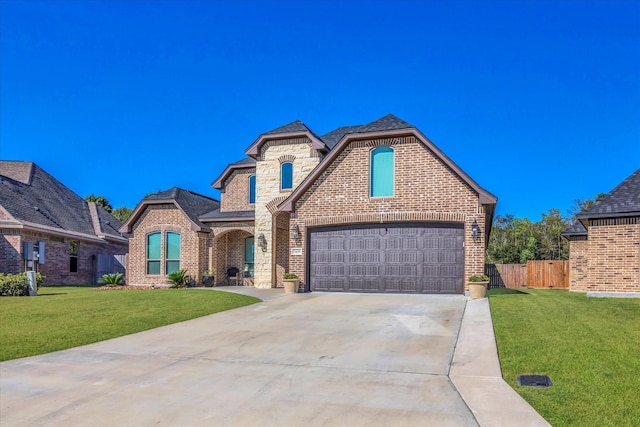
230;157;256;166
561;220;587;237
199;208;255;222
355;114;413;133
263;120;312;135
320;125;364;149
319;115;413;149
144;187;220;229
577;169;640;218
0;161;125;240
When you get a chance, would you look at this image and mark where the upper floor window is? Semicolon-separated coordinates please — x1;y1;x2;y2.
249;175;256;204
281;162;293;190
370;146;394;197
147;232;161;275
165;232;181;274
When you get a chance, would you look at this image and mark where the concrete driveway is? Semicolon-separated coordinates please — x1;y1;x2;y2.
1;290;476;426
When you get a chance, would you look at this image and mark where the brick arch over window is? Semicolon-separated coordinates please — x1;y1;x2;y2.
278;154;296;163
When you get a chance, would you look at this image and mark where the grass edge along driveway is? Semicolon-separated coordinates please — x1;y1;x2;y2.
489;288;640;427
0;287;260;362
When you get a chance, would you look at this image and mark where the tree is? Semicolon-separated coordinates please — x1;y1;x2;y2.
85;194;113;213
111;206;133;222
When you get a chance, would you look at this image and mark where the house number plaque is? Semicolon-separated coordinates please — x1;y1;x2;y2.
290;248;303;256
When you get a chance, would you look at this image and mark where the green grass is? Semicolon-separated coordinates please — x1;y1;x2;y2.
488;288;640;427
0;287;260;362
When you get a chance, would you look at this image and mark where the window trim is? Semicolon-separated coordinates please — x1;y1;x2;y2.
280;161;293;191
369;146;395;198
146;232;161;275
248;174;256;204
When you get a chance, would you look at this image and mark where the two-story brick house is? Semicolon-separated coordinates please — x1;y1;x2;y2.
123;114;497;293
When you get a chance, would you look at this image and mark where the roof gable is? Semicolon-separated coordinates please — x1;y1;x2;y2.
278;118;497;212
245;120;328;158
120;187;220;233
211;158;256;190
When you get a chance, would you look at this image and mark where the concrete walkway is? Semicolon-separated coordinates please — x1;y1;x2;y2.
0;288;550;426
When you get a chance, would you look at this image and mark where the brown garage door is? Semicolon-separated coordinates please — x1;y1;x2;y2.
309;223;464;294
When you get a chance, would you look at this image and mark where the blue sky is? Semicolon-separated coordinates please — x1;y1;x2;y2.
1;0;638;221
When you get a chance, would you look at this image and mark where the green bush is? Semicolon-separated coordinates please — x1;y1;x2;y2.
283;273;299;279
98;273;124;287
468;275;490;282
0;274;29;296
167;269;189;288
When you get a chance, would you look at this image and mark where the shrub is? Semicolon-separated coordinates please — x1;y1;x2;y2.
469;275;490;282
168;269;189;288
98;273;124;287
0;273;29;296
283;273;299;280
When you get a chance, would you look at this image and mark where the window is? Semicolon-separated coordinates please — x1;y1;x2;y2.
69;241;78;273
370;146;394;197
281;162;293;190
244;236;254;277
249;175;256;204
165;232;181;274
146;232;161;275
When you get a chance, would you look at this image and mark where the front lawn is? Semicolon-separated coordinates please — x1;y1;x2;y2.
489;288;640;427
0;287;260;362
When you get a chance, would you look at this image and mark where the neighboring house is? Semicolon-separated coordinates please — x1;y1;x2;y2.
562;169;640;296
0;161;128;285
122;114;497;294
120;187;220;285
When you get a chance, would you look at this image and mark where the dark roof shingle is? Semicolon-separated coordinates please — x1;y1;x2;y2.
0;161;125;240
577;169;640;218
144;187;220;229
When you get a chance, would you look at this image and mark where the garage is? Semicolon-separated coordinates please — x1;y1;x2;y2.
309;223;464;294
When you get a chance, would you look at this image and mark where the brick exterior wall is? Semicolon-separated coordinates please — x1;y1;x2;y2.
586;223;640;293
0;229;127;285
253;138;320;288
290;136;487;292
128;204;208;285
220;168;256;212
568;237;588;292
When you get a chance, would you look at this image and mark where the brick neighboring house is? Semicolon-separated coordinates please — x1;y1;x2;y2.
0;161;128;285
120;188;220;285
562;169;640;296
123;114;497;294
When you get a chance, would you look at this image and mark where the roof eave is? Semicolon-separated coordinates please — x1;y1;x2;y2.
245;131;328;159
211;163;256;190
576;211;640;221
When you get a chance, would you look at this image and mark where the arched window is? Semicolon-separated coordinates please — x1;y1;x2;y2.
370;146;394;197
248;175;256;204
165;232;181;274
146;232;161;275
281;162;293;190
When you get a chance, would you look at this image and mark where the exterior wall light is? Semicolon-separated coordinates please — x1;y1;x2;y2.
258;234;267;252
471;220;480;238
290;225;300;240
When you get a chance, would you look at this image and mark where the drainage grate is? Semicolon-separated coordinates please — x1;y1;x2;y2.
517;374;552;387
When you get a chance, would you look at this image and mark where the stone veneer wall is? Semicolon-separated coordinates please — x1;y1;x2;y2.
586;223;640;293
289;136;487;292
220;168;256;212
253;138;320;288
128;204;207;285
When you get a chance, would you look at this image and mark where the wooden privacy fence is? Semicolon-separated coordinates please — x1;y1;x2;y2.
485;261;569;289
